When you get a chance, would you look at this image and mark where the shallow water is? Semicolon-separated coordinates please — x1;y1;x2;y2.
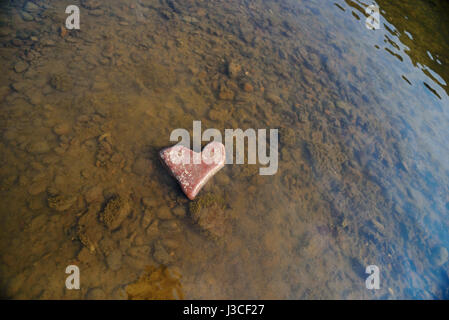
0;0;448;299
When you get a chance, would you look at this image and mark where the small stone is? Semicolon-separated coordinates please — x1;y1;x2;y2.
24;2;40;13
171;206;186;218
146;220;159;239
189;193;228;239
101;195;131;230
127;245;151;259
81;0;101;10
27;141;50;154
218;86;235;100
156;206;174;220
88;9;104;17
153;241;174;265
130;52;143;64
141;209;154;228
227;61;241;78
48;193;77;212
132;157;151;176
59;26;68;38
28;197;44;210
28;181;47;196
84;186;103;203
21;11;34;21
242;82;254;92
14;61;29;73
431;246;448;266
182;16;199;23
142;197;157;208
53;123;71;135
265;92;283;106
86;288;106;300
106;249;122;271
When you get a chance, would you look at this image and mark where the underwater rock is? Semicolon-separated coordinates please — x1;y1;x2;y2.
126;265;183;300
86;288;106;300
153;240;175;265
101;195;131;230
27;181;47;196
155;206;174;220
21;11;34;21
53;123;71;136
171;206;186;218
106;249;122;271
47;189;77;212
84;185;103;203
189;193;228;239
24;2;40;13
218;85;235;100
49;74;73;92
81;0;101;10
132;157;151;176
242;82;254;92
14;61;29;73
159;141;226;200
227;60;241;78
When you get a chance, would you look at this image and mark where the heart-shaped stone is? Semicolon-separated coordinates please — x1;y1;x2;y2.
159;141;226;200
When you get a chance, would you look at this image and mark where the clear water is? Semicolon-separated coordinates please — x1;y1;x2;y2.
0;0;448;299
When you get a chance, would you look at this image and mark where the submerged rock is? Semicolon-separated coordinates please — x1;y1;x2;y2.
106;249;123;271
47;190;77;212
14;61;29;73
24;2;40;13
189;193;228;239
126;265;183;300
227;60;241;78
153;240;175;265
101;195;131;230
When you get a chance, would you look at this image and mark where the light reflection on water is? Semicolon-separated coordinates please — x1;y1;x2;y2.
0;0;448;299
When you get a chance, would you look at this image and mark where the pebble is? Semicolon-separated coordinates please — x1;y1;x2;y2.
153;241;174;265
106;249;122;271
218;86;235;100
14;61;29;73
24;2;40;13
142;197;157;208
171;206;186;218
156;206;174;220
141;209;153;228
84;186;103;203
27;141;50;154
86;288;106;300
227;61;241;78
53;123;71;136
27;181;47;196
132;157;151;176
21;11;34;21
242;82;254;92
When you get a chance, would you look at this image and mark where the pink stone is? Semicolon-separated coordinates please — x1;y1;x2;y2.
159;141;226;200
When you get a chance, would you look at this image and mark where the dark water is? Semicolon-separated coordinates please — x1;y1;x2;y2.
0;0;448;299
